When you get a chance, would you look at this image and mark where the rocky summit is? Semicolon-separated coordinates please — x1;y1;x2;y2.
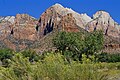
0;3;120;52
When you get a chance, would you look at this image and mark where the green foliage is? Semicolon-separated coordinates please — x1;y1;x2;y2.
53;31;85;60
81;54;92;64
97;52;120;62
10;54;32;78
0;49;42;67
0;49;14;66
0;53;33;80
53;31;104;61
0;52;109;80
85;30;104;55
53;31;85;51
21;49;40;62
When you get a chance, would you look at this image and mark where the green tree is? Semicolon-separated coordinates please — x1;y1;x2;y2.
84;30;104;56
53;31;85;60
53;31;104;61
0;49;14;66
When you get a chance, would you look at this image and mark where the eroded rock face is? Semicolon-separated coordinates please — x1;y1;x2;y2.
0;16;15;24
0;21;12;40
38;4;120;39
0;14;38;50
0;14;38;40
58;13;80;32
13;14;38;41
37;3;92;37
86;11;120;38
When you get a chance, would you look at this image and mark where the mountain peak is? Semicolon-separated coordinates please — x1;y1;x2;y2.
93;10;111;19
93;10;115;26
52;3;64;8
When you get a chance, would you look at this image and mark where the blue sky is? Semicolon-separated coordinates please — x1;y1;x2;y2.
0;0;120;23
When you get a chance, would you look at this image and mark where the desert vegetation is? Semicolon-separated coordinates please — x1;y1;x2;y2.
0;31;119;80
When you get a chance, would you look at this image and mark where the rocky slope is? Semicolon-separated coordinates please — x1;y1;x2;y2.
0;14;38;51
0;3;120;52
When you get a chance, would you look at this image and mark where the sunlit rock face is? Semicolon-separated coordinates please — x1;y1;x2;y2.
37;3;93;37
57;13;80;32
0;16;15;24
37;4;120;39
0;14;38;50
86;11;120;38
13;14;38;41
0;14;38;41
0;16;14;40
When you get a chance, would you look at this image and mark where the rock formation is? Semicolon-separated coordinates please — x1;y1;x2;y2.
0;14;38;50
0;3;120;52
13;14;38;40
37;3;92;37
37;4;120;39
86;11;120;38
36;4;120;53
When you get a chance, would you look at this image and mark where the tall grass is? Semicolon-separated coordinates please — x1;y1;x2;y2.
0;53;110;80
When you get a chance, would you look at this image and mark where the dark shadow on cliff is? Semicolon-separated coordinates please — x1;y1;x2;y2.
44;19;54;35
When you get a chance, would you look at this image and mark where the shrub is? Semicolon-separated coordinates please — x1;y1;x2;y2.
97;52;120;62
0;52;108;80
21;49;40;62
0;53;32;80
0;48;14;66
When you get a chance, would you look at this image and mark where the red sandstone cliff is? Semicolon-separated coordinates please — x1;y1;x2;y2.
0;3;120;52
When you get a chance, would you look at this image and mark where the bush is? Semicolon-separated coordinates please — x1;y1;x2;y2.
0;49;14;66
0;49;42;67
21;49;40;62
97;52;120;62
0;53;32;80
0;52;108;80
